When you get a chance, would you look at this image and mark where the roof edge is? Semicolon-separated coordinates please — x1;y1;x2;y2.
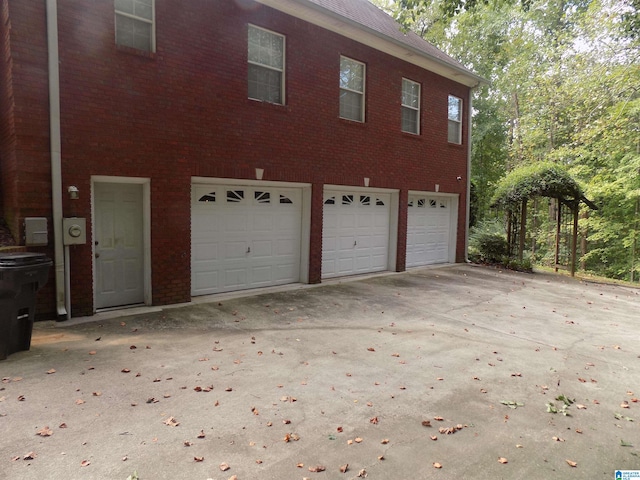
256;0;488;88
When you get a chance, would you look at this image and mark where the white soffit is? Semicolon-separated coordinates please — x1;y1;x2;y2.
256;0;485;88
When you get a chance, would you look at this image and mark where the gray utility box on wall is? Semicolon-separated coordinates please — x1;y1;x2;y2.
0;252;52;360
63;217;87;245
24;217;48;246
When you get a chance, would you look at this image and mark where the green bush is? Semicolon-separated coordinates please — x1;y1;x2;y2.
469;220;509;263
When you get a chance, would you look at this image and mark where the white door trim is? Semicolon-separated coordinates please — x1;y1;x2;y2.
191;177;311;285
91;176;151;310
407;191;459;265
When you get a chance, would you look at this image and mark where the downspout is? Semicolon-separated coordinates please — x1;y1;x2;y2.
46;0;67;318
464;87;476;263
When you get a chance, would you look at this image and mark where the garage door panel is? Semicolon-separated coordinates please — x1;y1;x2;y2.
406;195;455;268
192;185;302;295
275;238;297;256
322;191;390;279
224;269;247;288
252;242;273;258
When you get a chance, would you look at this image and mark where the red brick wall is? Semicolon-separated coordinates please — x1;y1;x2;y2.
6;0;470;317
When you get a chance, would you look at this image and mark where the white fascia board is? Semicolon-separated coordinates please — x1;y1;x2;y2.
256;0;486;88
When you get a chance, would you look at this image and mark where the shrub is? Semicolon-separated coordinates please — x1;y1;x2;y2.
469;219;509;263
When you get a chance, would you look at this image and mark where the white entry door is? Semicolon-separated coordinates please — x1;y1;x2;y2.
406;195;455;267
94;183;145;309
191;185;302;296
322;191;391;278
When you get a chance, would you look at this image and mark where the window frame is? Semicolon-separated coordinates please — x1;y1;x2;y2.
339;55;366;123
401;78;421;135
447;95;463;144
247;24;286;105
114;0;155;52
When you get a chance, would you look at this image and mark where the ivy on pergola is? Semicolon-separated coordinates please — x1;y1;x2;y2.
491;162;597;276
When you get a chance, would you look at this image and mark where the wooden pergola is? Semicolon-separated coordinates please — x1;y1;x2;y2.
491;163;597;276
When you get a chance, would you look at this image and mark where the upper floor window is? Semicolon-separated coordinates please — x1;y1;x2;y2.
115;0;154;52
248;25;285;104
339;56;365;122
401;78;420;134
448;95;462;144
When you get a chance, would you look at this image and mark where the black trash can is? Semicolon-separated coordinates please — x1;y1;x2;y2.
0;252;52;360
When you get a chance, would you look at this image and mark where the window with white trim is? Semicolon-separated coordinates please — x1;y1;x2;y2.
248;25;285;104
339;56;365;122
448;95;462;144
115;0;154;52
401;78;420;134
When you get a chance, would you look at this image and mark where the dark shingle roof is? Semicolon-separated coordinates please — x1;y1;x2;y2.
304;0;478;79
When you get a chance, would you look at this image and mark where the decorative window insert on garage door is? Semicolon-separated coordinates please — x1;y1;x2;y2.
322;190;394;278
406;193;458;267
191;184;304;295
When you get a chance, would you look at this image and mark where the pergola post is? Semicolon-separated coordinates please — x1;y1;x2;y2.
571;201;578;277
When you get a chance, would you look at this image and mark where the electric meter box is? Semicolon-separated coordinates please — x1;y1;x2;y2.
63;217;87;245
24;217;48;246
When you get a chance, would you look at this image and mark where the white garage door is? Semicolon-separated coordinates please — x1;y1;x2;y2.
406;195;455;267
191;185;302;296
322;191;391;278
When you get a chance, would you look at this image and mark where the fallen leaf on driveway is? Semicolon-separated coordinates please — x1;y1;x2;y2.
498;457;508;464
75;399;85;405
194;456;204;462
433;462;442;469
422;420;431;427
197;430;206;438
46;369;56;374
367;347;375;352
308;465;325;472
340;464;349;473
220;462;230;471
357;469;367;477
81;460;90;467
163;416;179;427
566;459;577;467
36;426;53;437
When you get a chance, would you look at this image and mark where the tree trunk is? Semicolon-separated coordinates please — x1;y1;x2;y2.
519;198;527;261
580;210;588;271
554;199;561;272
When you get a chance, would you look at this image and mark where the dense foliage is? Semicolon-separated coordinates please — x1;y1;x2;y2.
490;162;583;207
374;0;640;281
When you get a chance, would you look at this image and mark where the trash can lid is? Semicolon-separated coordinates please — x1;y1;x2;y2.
0;252;52;267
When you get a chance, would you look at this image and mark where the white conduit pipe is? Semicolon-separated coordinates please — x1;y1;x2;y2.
46;0;68;318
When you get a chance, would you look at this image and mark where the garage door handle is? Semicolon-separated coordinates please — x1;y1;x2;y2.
354;241;357;247
247;247;251;254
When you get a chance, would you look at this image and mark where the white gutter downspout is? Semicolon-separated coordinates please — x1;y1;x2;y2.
46;0;67;318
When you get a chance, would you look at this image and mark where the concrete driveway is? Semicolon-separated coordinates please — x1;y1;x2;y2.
1;265;639;479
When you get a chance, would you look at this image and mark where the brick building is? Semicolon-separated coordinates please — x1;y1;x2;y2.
0;0;483;319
